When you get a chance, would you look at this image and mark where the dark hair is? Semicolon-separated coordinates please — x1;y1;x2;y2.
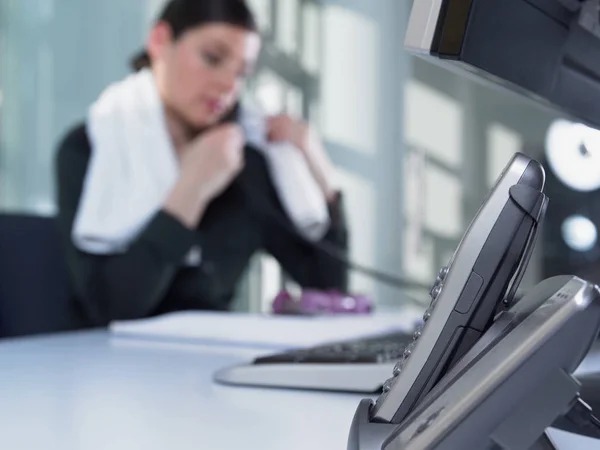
131;0;258;71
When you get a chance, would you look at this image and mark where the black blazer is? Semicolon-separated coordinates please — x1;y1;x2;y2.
55;123;349;327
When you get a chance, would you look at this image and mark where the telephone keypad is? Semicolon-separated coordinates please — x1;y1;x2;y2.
430;266;449;296
379;264;451;397
413;327;423;340
393;360;404;376
423;308;432;322
383;378;396;393
438;266;449;280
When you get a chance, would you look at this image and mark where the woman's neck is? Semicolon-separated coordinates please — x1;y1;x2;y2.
164;107;197;153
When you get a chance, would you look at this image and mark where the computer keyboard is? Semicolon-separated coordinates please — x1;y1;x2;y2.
213;330;415;393
253;331;413;365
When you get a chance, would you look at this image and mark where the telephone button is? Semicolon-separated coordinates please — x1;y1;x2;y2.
413;327;423;340
382;378;396;392
439;266;449;280
393;360;404;376
423;308;433;322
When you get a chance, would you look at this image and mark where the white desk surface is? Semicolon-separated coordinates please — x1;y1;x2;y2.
0;330;599;450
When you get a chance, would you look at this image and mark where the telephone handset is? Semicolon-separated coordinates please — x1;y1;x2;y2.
370;153;548;425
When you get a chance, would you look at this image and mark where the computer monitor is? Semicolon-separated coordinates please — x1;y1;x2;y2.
405;0;600;129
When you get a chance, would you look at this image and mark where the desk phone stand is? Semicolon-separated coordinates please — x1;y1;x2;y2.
348;381;573;450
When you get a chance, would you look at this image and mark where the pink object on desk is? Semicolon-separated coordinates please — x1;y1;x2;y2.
272;289;373;315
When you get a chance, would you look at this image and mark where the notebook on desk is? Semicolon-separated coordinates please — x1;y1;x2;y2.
109;309;424;350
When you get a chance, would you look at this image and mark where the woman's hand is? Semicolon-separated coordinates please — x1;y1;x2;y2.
267;114;338;203
180;124;245;201
164;124;244;228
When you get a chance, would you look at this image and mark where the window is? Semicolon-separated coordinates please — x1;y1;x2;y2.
402;148;436;283
424;164;463;239
487;122;523;187
275;0;300;55
301;1;321;74
335;167;377;294
286;85;304;117
247;0;273;33
402;80;466;284
405;79;464;168
254;69;286;115
321;6;379;155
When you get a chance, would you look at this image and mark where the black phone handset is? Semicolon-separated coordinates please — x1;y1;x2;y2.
368;153;548;425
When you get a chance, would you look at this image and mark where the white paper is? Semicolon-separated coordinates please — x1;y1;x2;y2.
109;309;424;349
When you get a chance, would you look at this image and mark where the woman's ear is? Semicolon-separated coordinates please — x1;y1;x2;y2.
147;21;174;63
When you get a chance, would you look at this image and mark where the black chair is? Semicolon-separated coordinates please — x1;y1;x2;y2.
0;212;78;338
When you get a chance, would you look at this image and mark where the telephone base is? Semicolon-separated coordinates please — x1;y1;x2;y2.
348;364;581;449
347;399;396;450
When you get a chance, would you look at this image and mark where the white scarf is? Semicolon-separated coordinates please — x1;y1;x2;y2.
73;68;330;264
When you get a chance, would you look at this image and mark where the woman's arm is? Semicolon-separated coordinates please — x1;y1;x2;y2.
55;126;202;325
263;192;349;291
263;115;349;290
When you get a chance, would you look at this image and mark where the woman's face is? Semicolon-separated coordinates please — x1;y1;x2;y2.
149;22;261;129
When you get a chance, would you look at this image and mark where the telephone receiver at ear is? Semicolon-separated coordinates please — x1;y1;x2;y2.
215;101;268;148
224;101;297;149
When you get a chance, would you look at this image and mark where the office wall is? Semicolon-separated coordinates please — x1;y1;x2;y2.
319;0;412;308
0;0;330;312
318;0;559;309
0;0;155;213
0;0;561;312
409;57;560;290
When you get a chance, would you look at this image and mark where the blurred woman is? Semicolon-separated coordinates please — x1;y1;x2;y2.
55;0;348;327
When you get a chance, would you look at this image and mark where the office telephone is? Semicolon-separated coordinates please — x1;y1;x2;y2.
348;275;600;450
369;153;547;423
214;152;548;393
